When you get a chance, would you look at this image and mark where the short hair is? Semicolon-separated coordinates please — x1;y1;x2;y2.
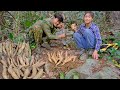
54;13;63;23
68;20;77;28
70;21;77;25
84;11;94;18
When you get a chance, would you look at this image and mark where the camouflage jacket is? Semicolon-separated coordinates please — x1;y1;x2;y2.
28;18;58;40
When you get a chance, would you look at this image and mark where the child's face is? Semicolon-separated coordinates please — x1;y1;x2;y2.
71;23;77;31
83;13;93;24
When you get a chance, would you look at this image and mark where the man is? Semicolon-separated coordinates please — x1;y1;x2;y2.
27;13;65;49
73;11;102;60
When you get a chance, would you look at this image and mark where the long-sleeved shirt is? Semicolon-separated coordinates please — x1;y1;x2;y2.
28;18;58;40
77;22;102;51
41;18;58;39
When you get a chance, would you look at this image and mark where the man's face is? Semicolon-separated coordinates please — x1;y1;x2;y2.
71;23;77;31
83;13;93;24
53;18;61;28
57;22;64;29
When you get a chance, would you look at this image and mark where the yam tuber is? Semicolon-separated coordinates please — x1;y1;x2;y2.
7;58;11;66
13;67;20;78
0;60;8;67
18;42;26;54
13;45;19;57
62;56;75;65
12;58;18;67
8;65;19;79
18;56;25;66
16;57;20;66
24;57;29;66
27;66;37;79
30;55;34;66
2;66;9;79
9;41;12;57
72;56;77;62
19;69;24;77
47;52;52;63
0;43;2;53
10;58;16;68
5;41;10;56
23;67;30;79
32;61;45;68
33;69;43;79
10;42;14;57
51;52;58;64
47;51;77;66
56;51;64;66
0;41;47;79
2;42;7;54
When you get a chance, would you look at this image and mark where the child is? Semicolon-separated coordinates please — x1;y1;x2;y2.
70;21;78;32
54;22;75;49
73;11;102;60
55;28;74;49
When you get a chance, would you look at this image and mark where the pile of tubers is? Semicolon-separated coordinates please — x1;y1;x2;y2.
0;40;45;79
47;51;77;66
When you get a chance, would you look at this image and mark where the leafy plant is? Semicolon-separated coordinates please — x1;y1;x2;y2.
73;72;79;79
59;72;65;79
8;32;25;44
30;42;36;50
8;32;14;41
100;44;120;62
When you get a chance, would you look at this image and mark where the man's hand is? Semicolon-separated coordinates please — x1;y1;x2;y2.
92;50;99;60
58;33;65;39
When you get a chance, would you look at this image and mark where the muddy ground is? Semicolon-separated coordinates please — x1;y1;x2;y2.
0;44;85;79
32;46;85;79
0;41;119;79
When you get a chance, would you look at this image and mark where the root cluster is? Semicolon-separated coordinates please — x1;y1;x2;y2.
47;51;77;66
0;40;45;79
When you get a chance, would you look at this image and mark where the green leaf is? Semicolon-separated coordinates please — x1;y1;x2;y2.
59;72;65;79
117;41;120;47
107;48;116;56
107;56;112;62
24;20;32;28
13;33;24;43
40;16;44;20
30;43;36;49
8;33;14;41
114;56;120;59
116;50;120;56
30;45;36;49
73;74;79;79
31;45;36;49
111;48;116;54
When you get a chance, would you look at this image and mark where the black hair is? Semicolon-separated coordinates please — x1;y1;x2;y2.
70;21;77;25
84;11;94;18
54;13;63;23
67;20;77;29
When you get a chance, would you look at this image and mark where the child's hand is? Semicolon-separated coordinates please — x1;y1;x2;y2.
92;50;99;60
